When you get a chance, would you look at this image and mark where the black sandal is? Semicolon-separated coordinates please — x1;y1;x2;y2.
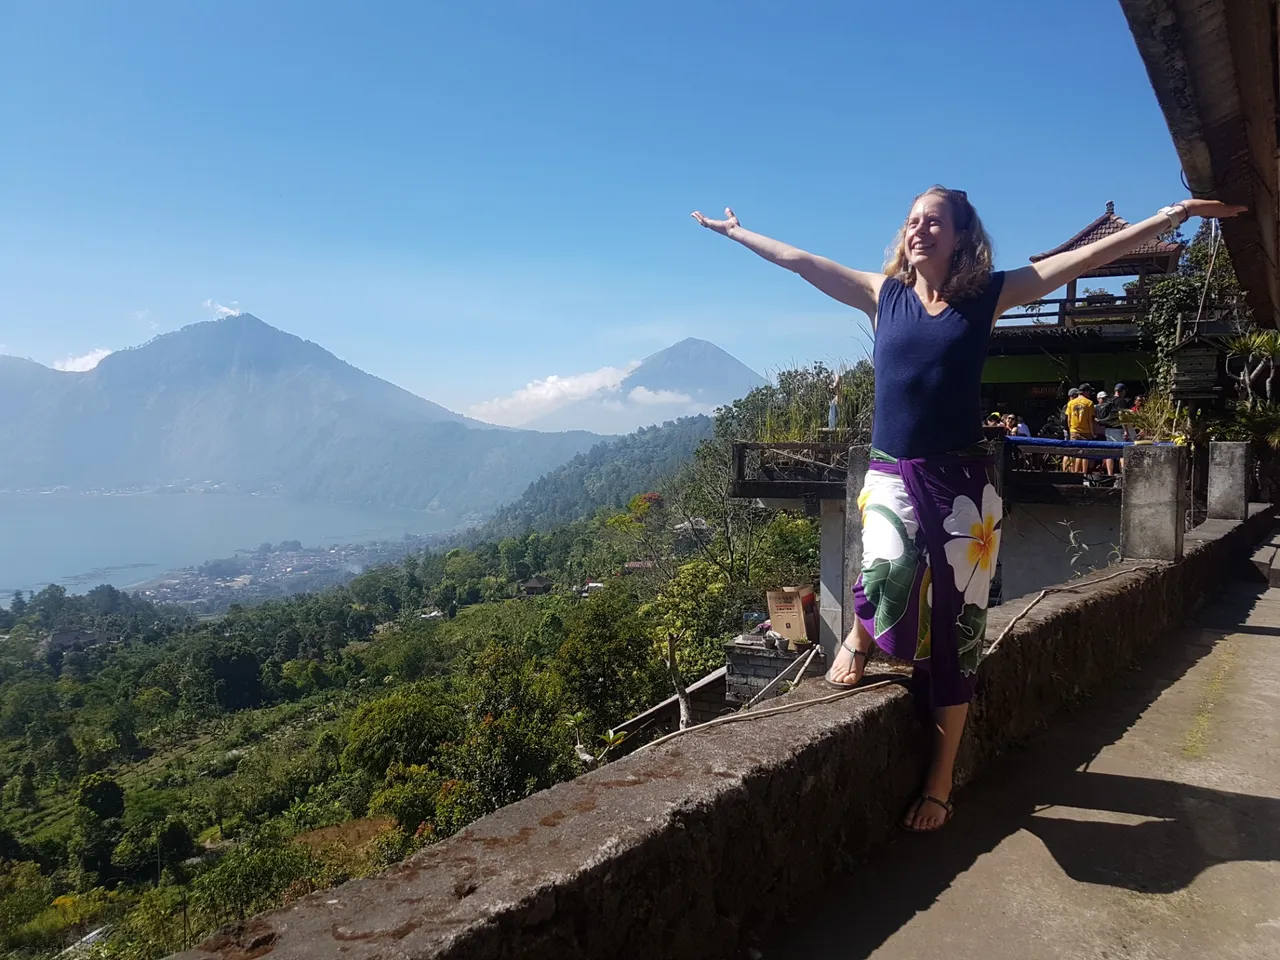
824;639;868;689
904;794;954;832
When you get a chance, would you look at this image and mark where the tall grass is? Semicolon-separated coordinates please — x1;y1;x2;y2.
751;360;875;444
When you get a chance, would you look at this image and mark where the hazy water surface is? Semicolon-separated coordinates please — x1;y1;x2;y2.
0;493;450;595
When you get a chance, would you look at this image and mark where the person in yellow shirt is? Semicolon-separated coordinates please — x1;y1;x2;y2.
1065;384;1096;473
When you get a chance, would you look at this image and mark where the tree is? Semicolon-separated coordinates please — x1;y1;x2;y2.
368;763;443;831
104;884;188;960
0;860;53;945
180;641;263;712
69;812;122;888
433;638;576;815
113;817;195;881
2;679;59;736
1224;330;1280;408
341;689;459;780
33;731;80;784
555;588;664;734
76;772;125;821
29;584;68;626
498;538;529;582
192;826;316;925
60;650;90;682
1140;220;1252;389
14;761;37;809
200;780;236;840
135;687;176;725
642;560;732;729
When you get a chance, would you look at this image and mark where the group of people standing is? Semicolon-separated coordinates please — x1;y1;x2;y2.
991;384;1142;479
1064;382;1138;476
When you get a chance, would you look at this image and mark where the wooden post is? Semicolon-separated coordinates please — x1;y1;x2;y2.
1064;278;1077;328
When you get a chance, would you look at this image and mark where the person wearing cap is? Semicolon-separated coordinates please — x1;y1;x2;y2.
1095;389;1120;477
1066;385;1096;473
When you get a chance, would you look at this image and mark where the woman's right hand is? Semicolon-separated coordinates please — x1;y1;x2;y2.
691;207;740;236
1180;199;1247;220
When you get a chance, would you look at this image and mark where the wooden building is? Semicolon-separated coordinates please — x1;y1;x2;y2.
982;202;1185;430
520;576;552;596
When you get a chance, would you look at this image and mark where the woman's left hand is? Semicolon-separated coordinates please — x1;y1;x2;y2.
1181;199;1248;220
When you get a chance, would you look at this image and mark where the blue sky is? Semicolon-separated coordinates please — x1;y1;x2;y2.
0;0;1185;423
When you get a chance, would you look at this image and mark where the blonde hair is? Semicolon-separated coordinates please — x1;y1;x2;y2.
883;185;995;301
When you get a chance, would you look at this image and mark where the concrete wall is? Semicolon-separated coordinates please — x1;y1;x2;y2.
723;637;820;705
612;667;729;744
1000;502;1122;600
176;505;1275;960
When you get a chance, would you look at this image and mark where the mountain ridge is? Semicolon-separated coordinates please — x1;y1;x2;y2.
0;316;599;519
525;337;766;434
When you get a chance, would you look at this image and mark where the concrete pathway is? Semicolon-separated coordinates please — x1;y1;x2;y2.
761;579;1280;960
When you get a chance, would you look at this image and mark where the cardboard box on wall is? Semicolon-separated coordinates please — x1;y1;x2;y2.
766;586;818;646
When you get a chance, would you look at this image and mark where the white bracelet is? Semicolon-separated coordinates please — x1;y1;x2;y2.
1159;205;1187;230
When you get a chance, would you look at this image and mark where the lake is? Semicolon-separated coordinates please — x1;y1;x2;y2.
0;492;453;596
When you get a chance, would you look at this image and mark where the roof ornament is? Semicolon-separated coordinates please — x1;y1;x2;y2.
1106;200;1115;215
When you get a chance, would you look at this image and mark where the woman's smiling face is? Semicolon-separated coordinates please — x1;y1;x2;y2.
904;193;960;270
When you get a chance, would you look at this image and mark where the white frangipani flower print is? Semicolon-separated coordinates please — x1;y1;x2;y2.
942;483;1002;608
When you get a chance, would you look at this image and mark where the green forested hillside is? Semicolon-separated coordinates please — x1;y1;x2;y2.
0;362;861;960
479;416;714;538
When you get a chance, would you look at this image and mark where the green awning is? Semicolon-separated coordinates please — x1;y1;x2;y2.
982;351;1153;385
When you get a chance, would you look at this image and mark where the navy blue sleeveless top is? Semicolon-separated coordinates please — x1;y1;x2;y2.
870;272;1005;459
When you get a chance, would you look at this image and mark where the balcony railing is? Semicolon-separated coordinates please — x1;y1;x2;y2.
729;441;851;502
729;438;1138;506
999;293;1149;326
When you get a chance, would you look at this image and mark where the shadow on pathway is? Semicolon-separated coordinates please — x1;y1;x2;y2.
761;580;1280;959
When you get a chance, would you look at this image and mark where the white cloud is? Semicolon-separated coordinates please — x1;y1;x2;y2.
203;298;241;318
628;386;694;406
53;348;113;372
468;361;640;426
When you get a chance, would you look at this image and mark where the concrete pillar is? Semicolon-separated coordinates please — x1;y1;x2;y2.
1120;444;1188;561
840;446;871;656
1191;442;1210;513
1207;441;1250;520
818;499;845;660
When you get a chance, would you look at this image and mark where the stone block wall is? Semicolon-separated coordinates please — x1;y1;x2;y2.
724;636;823;705
175;507;1275;960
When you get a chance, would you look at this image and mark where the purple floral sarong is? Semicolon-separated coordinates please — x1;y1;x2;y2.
852;448;1001;707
